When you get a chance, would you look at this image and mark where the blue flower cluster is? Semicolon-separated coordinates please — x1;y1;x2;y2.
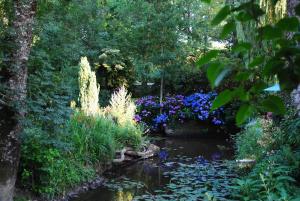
135;92;224;131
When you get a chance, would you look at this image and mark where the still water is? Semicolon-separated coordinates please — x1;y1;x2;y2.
72;137;236;201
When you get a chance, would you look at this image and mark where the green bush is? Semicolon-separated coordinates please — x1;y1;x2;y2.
234;118;277;161
68;112;142;163
19;112;142;198
20;128;95;198
232;109;300;201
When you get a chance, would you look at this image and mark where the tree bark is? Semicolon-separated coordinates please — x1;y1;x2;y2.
287;0;300;116
0;1;36;201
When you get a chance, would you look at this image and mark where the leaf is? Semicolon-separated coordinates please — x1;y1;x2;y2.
250;82;268;93
260;25;282;40
211;6;231;26
232;42;251;53
262;59;283;76
236;12;252;22
220;21;236;39
214;68;230;87
248;56;265;68
211;90;233;110
262;95;286;115
206;63;228;88
235;72;251;81
233;2;264;20
233;87;249;101
196;50;219;67
236;104;254;125
276;17;300;32
201;0;211;3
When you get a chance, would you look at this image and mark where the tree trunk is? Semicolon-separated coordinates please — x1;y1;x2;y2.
159;74;164;114
287;0;300;116
0;1;36;201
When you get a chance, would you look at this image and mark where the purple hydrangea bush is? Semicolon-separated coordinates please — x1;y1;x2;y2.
134;92;224;131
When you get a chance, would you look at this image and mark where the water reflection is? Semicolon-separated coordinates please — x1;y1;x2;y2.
72;137;234;201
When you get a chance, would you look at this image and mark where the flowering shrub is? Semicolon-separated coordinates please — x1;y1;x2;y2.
135;92;224;131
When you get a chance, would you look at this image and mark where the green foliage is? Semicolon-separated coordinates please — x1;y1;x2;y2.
198;0;300;124
108;86;136;126
78;57;100;116
19;110;143;198
19;127;95;198
95;48;135;90
68;112;142;162
233;109;300;200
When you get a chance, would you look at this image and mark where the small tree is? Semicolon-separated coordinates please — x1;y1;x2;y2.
78;57;100;116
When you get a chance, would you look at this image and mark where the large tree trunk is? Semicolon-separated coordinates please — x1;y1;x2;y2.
287;0;300;116
0;1;36;201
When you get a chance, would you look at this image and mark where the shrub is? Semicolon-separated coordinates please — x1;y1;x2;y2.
78;57;100;116
19;127;95;198
108;86;136;126
234;118;278;161
135;92;224;131
232;109;300;201
68;112;142;163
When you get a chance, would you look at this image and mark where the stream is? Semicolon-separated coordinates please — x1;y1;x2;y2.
72;137;237;201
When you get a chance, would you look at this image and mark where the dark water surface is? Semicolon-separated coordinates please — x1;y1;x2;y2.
72;137;236;201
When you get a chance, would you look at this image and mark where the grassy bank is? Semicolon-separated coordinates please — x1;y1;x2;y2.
232;109;300;200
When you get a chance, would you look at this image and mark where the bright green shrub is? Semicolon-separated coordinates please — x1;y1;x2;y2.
20;128;95;198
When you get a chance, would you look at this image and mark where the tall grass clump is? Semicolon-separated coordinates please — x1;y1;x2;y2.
68;111;142;164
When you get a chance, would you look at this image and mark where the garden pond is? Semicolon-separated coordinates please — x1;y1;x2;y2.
72;137;237;201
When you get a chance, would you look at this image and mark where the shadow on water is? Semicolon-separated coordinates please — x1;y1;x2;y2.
72;137;236;201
